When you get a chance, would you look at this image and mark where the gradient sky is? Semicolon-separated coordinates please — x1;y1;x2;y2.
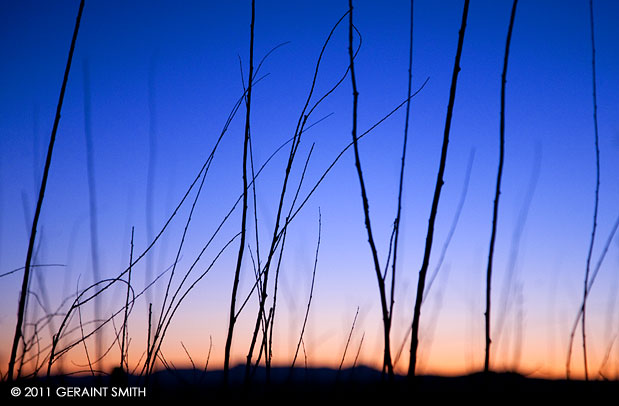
1;0;619;379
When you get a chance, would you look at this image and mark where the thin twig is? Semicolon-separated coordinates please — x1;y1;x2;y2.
394;153;474;370
145;232;241;378
484;0;518;373
181;341;196;371
291;209;321;370
0;264;65;280
338;306;360;373
389;0;414;343
284;79;429;242
567;211;619;378
8;0;85;381
244;9;353;384
265;235;286;381
49;271;157;373
597;334;617;379
76;279;95;377
424;149;475;302
198;335;212;385
493;147;540;360
121;227;134;371
302;338;308;375
347;0;393;379
409;0;469;378
147;303;153;370
352;331;366;370
224;0;255;386
146;73;267;379
270;146;316;378
580;0;600;381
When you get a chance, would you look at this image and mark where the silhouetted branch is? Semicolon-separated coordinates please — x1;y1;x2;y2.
580;0;601;381
198;335;212;386
424;149;475;302
145;232;241;377
338;306;360;374
0;264;65;280
286;78;429;242
567;211;619;378
244;9;354;384
597;333;617;379
494;147;540;362
121;227;134;371
389;0;414;341
48;264;166;376
181;341;196;372
224;0;255;386
484;0;518;373
291;209;321;370
408;0;470;378
393;153;474;371
8;0;85;382
352;331;365;370
348;0;393;379
144;72;271;380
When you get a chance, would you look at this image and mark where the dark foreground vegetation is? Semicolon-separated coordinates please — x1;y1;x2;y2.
3;0;619;399
3;366;619;401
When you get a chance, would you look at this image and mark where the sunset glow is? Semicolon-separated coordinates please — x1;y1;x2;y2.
1;0;619;388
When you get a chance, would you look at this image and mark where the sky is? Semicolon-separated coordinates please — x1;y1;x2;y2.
1;0;618;380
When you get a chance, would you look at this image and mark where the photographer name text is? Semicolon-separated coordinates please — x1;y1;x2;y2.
11;386;146;398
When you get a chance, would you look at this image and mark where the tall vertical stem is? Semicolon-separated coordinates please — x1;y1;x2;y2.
223;0;255;386
391;0;414;342
408;0;469;378
7;0;85;382
581;0;600;381
484;0;518;373
347;0;394;379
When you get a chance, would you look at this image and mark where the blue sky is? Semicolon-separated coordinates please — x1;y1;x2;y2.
1;0;618;378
